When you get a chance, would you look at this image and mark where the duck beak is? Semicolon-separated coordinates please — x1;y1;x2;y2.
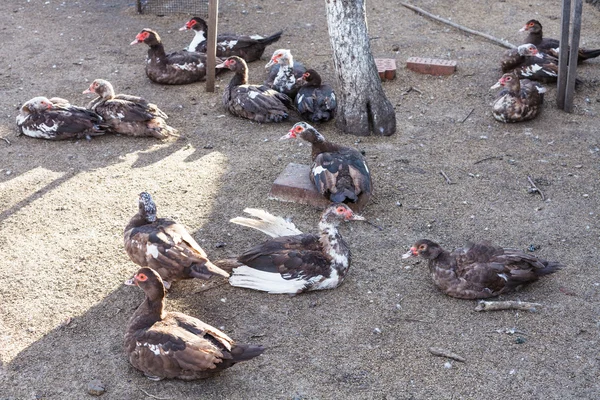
490;81;502;90
265;59;276;69
82;87;93;95
130;39;140;45
179;25;189;31
519;25;528;32
215;61;227;69
279;130;295;140
124;277;137;286
401;247;418;259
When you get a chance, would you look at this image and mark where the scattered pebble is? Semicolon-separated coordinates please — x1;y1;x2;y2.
515;337;526;344
373;327;382;334
444;361;452;369
87;379;106;396
220;298;227;303
527;244;540;252
215;242;226;248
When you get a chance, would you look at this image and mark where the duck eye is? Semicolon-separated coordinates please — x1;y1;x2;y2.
418;244;426;250
506;77;512;81
137;273;148;281
337;207;345;213
295;126;303;133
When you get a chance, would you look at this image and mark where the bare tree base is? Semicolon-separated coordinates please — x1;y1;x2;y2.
475;300;542;312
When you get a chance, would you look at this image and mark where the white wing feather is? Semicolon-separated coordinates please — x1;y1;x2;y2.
229;208;303;238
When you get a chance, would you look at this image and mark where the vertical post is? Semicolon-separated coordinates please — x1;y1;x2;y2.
556;0;571;109
206;0;219;92
136;0;142;13
564;0;582;112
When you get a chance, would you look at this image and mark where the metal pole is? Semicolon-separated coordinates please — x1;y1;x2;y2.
564;0;583;112
556;0;572;110
206;0;219;92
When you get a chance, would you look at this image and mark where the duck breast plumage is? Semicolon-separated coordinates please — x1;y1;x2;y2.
125;267;264;380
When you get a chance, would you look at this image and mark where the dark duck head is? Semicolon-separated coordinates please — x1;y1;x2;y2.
402;239;444;260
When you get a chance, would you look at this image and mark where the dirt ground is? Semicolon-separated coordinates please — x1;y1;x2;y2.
1;0;599;398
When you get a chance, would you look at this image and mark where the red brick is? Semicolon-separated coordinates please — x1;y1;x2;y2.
406;57;457;76
268;163;331;209
375;58;397;81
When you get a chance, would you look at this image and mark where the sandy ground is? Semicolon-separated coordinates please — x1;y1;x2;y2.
1;0;599;399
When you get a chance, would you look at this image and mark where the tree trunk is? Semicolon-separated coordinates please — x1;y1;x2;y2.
325;0;396;136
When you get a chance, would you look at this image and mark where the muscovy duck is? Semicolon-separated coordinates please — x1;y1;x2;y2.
295;69;337;122
16;96;106;140
264;49;306;99
125;267;264;380
216;204;366;294
490;71;545;123
402;239;564;299
520;19;600;63
83;79;177;139
216;56;293;123
131;29;221;85
124;192;229;289
179;16;282;63
282;122;372;208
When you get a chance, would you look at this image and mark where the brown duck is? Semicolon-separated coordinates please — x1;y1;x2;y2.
83;79;177;139
490;71;545;123
282;122;372;208
125;267;264;380
520;19;600;63
216;56;293;123
124;192;229;289
402;239;564;299
131;29;221;85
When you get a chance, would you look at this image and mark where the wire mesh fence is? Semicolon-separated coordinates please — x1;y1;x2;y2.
136;0;209;16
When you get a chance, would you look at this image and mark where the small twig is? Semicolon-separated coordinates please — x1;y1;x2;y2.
399;2;516;49
460;108;475;123
139;388;171;400
429;347;466;362
474;155;503;164
475;300;542;312
440;170;453;184
1;137;11;145
527;176;546;201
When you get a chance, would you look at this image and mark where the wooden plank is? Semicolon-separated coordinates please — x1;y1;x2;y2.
556;0;572;109
205;0;219;92
564;0;583;112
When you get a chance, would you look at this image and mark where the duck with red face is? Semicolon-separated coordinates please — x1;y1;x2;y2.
179;16;282;62
131;29;222;85
125;267;264;381
402;239;563;299
490;71;545;123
